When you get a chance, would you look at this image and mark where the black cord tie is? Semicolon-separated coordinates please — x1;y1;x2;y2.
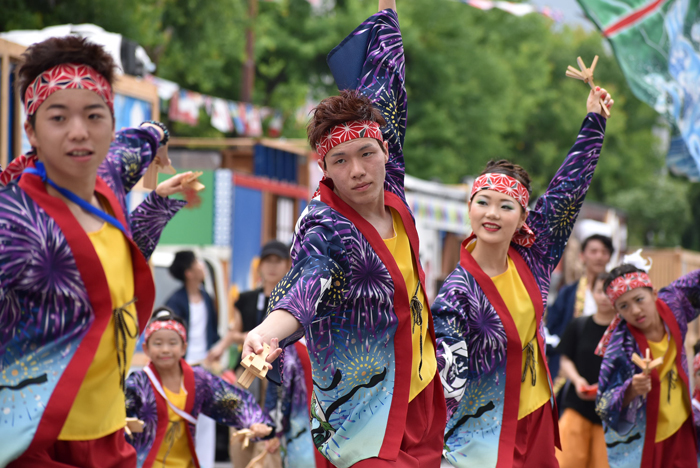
114;297;138;391
522;338;537;386
410;283;423;381
667;369;677;404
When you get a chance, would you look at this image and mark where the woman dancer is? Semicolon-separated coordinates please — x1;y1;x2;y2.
433;88;613;468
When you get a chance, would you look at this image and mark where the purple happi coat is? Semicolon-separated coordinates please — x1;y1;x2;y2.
596;269;700;468
125;360;272;468
0;126;185;465
266;8;445;468
432;113;607;468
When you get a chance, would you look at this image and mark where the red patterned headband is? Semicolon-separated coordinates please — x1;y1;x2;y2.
315;120;383;160
24;63;114;117
145;320;187;344
469;172;535;248
605;271;653;304
471;173;530;209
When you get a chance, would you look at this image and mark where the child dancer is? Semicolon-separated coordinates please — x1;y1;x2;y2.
433;88;613;468
596;252;699;468
0;36;176;467
126;309;273;468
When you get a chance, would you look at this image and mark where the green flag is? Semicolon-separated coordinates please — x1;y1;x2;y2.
577;0;700;179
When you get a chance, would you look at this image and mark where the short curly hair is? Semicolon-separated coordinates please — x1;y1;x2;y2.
17;36;117;126
307;90;386;154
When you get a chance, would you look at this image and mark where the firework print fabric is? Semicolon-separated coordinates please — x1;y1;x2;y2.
432;113;607;468
265;9;441;468
596;269;700;468
0;125;182;465
125;361;272;468
265;343;321;468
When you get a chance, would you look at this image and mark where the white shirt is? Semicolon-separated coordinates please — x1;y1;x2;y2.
582;288;597;317
186;300;209;363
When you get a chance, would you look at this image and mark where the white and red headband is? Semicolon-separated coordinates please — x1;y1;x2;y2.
605;271;653;304
145;320;187;344
24;63;114;117
470;172;535;248
315;120;383;160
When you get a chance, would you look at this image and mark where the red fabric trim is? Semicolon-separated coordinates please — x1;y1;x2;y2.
319;180;414;460
627;321;662;468
459;237;558;466
18;163;155;453
603;0;668;37
508;249;560;449
294;341;330;468
233;173;309;199
143;363;172;468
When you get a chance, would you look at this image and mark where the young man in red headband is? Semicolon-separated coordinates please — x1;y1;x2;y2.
0;36;183;466
125;309;273;468
596;253;700;468
242;1;447;466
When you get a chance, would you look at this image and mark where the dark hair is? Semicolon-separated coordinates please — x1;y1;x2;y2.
146;307;187;343
307;90;387;157
478;159;532;195
582;234;614;256
592;272;609;288
603;264;652;293
17;36;117;107
168;251;196;282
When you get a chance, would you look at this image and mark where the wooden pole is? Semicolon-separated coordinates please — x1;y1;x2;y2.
1;53;10;170
241;0;258;103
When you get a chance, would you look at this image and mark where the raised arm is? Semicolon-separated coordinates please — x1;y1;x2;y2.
527;88;612;271
659;268;700;324
97;124;165;194
327;7;406;197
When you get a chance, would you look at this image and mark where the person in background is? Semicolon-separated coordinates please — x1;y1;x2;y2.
164;251;219;468
125;308;273;468
546;234;614;383
208;241;290;468
555;273;615;468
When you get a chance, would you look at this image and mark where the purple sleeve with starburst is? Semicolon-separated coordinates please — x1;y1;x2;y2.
130;191;187;260
526;113;606;271
125;370;159;466
596;324;643;434
328;8;407;199
97;126;161;196
193;367;273;433
659;269;700;325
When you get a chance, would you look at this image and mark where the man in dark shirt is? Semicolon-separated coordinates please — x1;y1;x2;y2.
555;273;615;468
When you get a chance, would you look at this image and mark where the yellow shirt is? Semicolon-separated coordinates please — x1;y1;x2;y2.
488;253;551;419
383;209;437;401
648;335;690;442
59;221;137;440
155;386;194;468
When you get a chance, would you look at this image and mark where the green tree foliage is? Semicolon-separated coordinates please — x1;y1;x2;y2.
1;0;695;247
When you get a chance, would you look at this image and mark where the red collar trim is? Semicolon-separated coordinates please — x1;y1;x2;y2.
19;165;155;452
459;236;559;464
319;180;426;459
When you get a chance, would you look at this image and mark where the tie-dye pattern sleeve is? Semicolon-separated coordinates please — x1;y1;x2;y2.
99;126;162;193
194;367;273;434
527;113;606;271
432;268;471;418
130;191;187;260
596;326;642;434
327;8;407;198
